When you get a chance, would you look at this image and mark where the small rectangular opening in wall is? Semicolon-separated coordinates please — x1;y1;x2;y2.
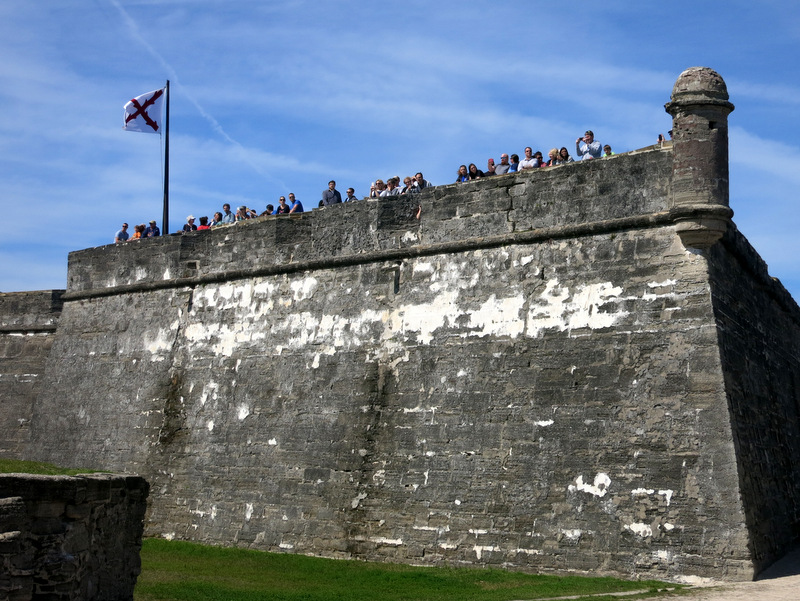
380;262;402;294
709;121;717;129
186;261;199;271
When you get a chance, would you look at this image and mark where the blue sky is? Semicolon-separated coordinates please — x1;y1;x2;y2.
1;1;799;300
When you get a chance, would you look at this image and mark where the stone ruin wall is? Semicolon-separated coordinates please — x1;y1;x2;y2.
0;473;149;601
0;291;63;458
2;68;800;583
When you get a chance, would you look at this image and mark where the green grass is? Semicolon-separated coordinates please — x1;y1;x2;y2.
0;457;102;475
136;538;687;601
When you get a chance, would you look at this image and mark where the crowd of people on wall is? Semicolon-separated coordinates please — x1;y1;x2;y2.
452;131;617;183
114;130;673;243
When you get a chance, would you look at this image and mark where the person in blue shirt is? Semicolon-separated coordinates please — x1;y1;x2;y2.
115;223;129;243
221;203;236;224
288;193;304;213
144;220;160;237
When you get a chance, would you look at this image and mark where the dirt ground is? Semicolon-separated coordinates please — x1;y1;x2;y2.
638;545;800;601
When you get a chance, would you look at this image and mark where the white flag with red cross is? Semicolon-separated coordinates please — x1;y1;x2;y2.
123;88;165;133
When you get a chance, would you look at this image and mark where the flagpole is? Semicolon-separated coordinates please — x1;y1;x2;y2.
162;80;170;235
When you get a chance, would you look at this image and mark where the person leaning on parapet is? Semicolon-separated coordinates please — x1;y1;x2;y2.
414;172;431;190
235;206;249;221
274;196;291;214
369;179;385;198
519;147;539;170
493;154;511;175
114;223;130;243
468;163;484;180
260;204;274;216
210;211;224;226
455;165;469;183
344;187;358;202
182;215;197;232
508;154;519;172
322;180;342;206
576;130;602;160
558;147;574;163
144;220;160;238
381;177;402;196
221;203;235;224
197;216;210;230
603;145;614;157
401;177;418;194
288;193;304;213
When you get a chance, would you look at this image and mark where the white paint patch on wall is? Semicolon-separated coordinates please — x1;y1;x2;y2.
391;290;459;345
514;548;542;555
568;473;611;497
625;523;653;537
464;293;525;339
178;257;660;361
473;545;499;560
527;280;627;338
199;382;219;406
245;503;253;521
237;404;250;421
291;276;318;301
631;488;674;506
534;419;554;427
144;320;180;355
369;537;403;546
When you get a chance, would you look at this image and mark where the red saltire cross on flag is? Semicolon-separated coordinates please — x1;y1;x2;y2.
123;88;165;133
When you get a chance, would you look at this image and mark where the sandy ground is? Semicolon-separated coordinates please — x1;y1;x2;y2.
637;546;800;601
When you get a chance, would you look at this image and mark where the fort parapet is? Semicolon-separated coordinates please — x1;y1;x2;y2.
3;67;800;582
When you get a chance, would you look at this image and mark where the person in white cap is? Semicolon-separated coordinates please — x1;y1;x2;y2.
182;215;197;232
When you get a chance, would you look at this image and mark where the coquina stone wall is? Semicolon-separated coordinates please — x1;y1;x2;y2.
5;67;800;582
0;291;63;457
0;474;149;601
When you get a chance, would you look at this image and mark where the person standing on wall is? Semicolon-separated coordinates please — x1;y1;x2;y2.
576;130;602;160
144;220;160;237
288;193;304;213
321;180;342;206
115;223;129;243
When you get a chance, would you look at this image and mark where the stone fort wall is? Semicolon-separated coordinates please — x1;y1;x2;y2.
0;290;63;457
0;473;149;601
3;68;800;582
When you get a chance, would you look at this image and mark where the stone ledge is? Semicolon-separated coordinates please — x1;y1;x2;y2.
0;473;149;601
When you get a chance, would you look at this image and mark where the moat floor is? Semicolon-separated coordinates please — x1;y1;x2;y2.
637;546;800;601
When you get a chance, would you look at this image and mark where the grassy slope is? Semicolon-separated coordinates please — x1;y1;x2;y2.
136;538;686;601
